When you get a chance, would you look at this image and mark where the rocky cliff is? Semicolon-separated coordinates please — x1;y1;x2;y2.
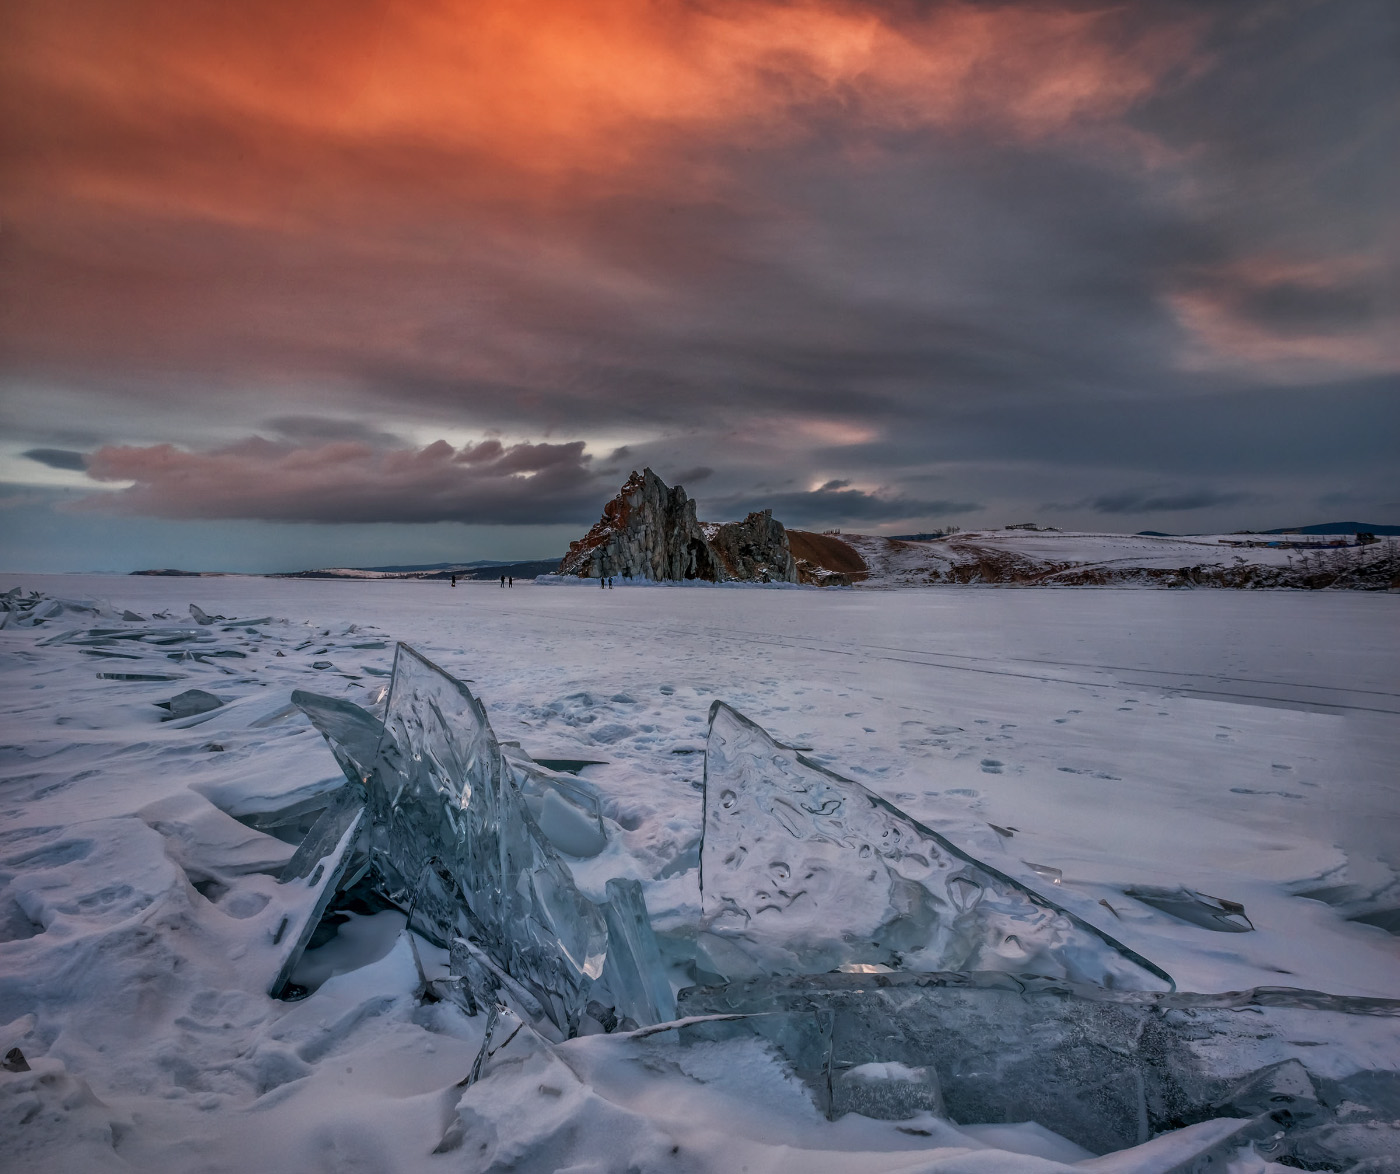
558;469;797;583
706;510;799;583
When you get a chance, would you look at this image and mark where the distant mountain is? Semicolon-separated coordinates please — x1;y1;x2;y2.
1263;522;1400;536
354;560;508;572
274;558;563;581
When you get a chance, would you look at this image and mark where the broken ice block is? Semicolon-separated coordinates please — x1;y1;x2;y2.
154;688;223;720
1124;885;1254;932
679;971;1400;1160
267;807;366;999
503;748;607;858
598;878;676;1026
291;689;386;785
368;644;608;1034
278;786;367;883
701;701;1172;990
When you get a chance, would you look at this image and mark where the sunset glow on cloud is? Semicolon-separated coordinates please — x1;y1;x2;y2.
2;1;1395;570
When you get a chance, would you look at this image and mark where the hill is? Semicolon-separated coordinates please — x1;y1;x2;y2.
1264;522;1400;536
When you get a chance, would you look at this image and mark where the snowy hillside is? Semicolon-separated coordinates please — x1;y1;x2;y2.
831;530;1400;590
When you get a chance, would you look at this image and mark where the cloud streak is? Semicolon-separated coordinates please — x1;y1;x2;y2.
23;448;88;471
78;437;606;525
705;483;981;526
1084;487;1252;515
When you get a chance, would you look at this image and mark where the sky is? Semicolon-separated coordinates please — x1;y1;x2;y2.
2;0;1397;572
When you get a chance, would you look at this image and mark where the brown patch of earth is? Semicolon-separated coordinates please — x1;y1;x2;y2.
787;531;868;577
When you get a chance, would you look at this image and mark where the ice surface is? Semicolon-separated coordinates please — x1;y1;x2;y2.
678;971;1400;1162
1124;885;1254;932
155;688;224;720
4;576;1398;1174
700;701;1172;990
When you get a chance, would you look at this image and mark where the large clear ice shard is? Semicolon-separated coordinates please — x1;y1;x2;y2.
267;808;366;999
291;689;386;785
502;747;608;859
678;972;1400;1162
598;878;676;1026
701;701;1172;990
362;644;607;1034
290;649;678;1035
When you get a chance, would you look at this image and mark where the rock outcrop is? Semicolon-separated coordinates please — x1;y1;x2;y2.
558;469;797;583
707;510;798;583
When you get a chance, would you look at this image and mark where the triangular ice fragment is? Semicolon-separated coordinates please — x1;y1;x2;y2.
700;701;1171;990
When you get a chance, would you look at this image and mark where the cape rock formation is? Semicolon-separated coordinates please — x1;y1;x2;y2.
558;469;798;583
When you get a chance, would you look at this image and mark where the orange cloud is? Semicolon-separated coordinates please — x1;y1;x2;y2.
6;0;1200;204
1168;255;1399;382
0;1;1207;405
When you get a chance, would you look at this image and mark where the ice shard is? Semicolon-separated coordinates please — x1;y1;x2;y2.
1124;885;1254;932
291;689;386;785
291;649;681;1034
370;644;608;1033
598;878;676;1026
266;807;366;999
678;972;1400;1163
701;701;1172;990
154;688;223;720
502;748;608;859
290;645;615;1033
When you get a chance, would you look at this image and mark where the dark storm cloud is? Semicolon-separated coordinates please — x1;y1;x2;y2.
22;448;88;471
263;417;407;448
1083;487;1251;515
1231;281;1378;335
925;377;1400;476
705;484;981;526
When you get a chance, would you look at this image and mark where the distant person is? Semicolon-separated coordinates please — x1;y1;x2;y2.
450;574;456;588
508;576;513;588
600;576;605;589
608;577;614;589
500;574;506;588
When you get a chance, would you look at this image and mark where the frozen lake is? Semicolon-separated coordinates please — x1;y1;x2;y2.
2;574;1397;1172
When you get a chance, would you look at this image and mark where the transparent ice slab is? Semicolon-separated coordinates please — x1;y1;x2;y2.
289;646;679;1035
701;702;1172;990
598;878;676;1027
678;972;1400;1164
369;644;608;1033
502;747;608;859
267;808;366;999
1124;885;1254;932
291;689;386;785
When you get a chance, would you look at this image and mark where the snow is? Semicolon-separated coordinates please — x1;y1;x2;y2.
840;528;1393;588
1;573;1396;1171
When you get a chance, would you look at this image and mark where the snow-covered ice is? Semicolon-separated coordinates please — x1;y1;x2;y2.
1;574;1397;1171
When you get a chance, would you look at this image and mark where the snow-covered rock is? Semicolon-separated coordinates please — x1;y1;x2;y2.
558;469;797;583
